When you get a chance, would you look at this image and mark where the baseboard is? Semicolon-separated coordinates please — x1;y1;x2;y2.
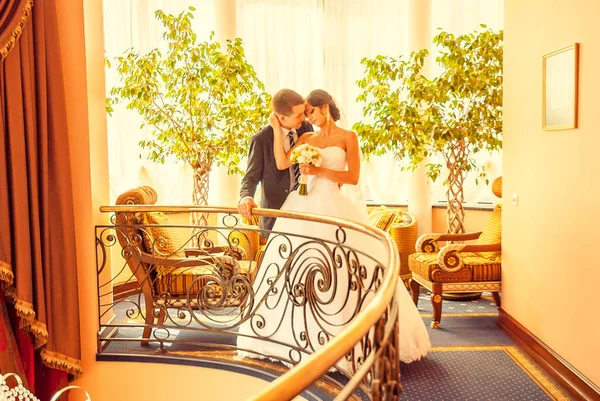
498;309;600;401
114;281;140;301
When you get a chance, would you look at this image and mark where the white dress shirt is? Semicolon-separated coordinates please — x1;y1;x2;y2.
282;127;298;192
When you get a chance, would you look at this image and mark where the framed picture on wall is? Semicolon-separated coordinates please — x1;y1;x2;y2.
542;43;579;130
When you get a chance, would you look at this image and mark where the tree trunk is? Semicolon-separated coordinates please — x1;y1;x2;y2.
191;163;210;247
445;143;466;234
445;142;483;300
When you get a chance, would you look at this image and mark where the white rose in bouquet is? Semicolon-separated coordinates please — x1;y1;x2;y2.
290;144;323;195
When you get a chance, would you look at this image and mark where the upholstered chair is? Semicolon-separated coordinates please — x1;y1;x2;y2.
228;212;266;265
367;207;418;287
408;177;502;328
113;186;257;344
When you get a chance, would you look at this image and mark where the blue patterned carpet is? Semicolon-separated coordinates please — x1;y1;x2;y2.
425;315;514;347
101;291;572;400
416;289;500;315
400;348;564;400
395;289;571;400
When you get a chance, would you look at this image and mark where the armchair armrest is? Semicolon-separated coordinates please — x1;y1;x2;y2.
184;245;246;260
229;227;261;261
415;232;483;253
140;252;240;278
437;243;501;272
184;248;208;257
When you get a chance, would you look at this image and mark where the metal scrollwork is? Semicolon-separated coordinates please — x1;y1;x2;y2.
369;300;401;401
96;205;399;399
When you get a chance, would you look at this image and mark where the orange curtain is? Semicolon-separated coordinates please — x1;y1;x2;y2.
0;0;32;62
0;0;82;396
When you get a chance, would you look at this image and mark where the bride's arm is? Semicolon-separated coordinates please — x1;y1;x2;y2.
300;132;360;185
271;114;311;170
271;114;291;170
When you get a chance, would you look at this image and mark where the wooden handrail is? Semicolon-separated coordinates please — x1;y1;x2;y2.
100;205;381;238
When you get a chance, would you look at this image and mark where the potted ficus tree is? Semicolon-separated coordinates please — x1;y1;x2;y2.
353;26;503;233
106;7;270;232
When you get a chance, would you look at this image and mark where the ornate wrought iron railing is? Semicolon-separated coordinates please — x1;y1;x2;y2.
96;205;399;400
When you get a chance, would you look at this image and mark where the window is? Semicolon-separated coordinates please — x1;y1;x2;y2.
104;0;503;206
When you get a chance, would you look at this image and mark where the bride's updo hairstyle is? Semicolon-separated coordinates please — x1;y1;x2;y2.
306;90;341;122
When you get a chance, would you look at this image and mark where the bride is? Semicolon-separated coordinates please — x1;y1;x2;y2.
236;89;430;371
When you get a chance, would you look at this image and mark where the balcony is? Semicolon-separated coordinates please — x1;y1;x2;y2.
95;198;400;401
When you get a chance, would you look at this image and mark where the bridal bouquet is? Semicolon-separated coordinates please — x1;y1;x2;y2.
290;144;322;196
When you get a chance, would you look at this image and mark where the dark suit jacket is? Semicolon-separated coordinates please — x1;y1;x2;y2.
240;120;314;231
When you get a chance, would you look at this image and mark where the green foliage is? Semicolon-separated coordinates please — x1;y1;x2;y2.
354;26;503;184
106;7;271;175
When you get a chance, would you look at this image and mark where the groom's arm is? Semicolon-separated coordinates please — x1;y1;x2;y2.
240;134;264;200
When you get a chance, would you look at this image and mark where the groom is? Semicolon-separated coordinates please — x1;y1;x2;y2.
238;89;313;232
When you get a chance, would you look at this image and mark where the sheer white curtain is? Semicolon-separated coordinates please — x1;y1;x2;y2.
237;0;412;203
236;0;324;95
323;0;411;204
103;0;215;204
235;0;323;201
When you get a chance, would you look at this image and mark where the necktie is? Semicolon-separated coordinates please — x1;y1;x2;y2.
288;131;300;190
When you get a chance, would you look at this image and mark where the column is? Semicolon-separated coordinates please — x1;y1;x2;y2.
81;0;113;325
214;0;237;44
209;0;241;208
407;0;433;236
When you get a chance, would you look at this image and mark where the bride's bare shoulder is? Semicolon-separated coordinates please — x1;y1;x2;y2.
341;129;358;140
336;127;355;135
299;132;318;141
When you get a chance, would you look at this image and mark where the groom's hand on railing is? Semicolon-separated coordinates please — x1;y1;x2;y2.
238;197;257;220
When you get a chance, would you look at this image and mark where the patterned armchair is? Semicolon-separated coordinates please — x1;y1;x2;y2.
408;177;503;329
367;207;418;287
228;212;267;265
113;186;257;344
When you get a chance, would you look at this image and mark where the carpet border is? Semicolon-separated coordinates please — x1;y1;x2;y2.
420;312;498;318
431;345;569;400
498;308;600;401
505;346;571;400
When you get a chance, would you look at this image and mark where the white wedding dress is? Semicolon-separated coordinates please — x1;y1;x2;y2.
237;146;430;372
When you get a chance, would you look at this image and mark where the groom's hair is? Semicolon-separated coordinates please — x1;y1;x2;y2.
272;89;305;117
